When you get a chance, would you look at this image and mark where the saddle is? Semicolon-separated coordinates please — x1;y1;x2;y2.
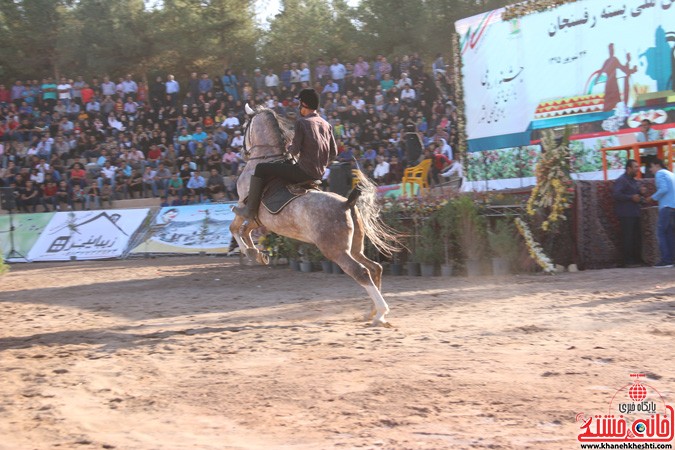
261;177;322;214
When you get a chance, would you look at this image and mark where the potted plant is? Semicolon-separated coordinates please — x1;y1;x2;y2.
454;195;487;277
284;238;301;271
488;219;519;276
415;219;443;277
320;258;333;273
433;201;457;277
299;243;318;273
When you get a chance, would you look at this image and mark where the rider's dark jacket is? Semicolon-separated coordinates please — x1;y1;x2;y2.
288;112;338;179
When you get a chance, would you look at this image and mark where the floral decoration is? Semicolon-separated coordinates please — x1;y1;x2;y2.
502;0;580;21
515;217;555;274
526;129;574;231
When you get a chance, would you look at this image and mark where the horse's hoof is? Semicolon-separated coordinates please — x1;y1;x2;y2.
246;248;258;259
370;319;394;328
257;252;270;265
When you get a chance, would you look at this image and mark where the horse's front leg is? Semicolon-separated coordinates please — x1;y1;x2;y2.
229;214;249;255
241;221;268;265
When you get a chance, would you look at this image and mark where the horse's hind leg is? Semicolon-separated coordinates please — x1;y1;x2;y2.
350;207;383;291
332;251;390;327
349;207;384;321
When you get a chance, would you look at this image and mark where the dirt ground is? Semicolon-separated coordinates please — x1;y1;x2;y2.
0;257;673;450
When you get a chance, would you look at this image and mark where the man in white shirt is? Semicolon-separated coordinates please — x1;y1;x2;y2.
230;130;245;150
637;119;662;175
373;156;390;184
121;74;138;99
57;77;72;108
265;69;279;95
299;62;311;84
441;160;464;189
400;85;416;105
351;95;366;111
330;58;346;92
221;111;240;131
396;73;413;89
101;76;116;98
165;74;180;106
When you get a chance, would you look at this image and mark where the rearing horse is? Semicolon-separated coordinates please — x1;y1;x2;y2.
230;104;399;326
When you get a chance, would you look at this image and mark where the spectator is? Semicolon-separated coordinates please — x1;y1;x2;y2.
142;166;158;198
645;159;675;268
186;170;206;201
612;159;643;267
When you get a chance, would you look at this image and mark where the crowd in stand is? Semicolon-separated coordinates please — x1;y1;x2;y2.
0;52;459;213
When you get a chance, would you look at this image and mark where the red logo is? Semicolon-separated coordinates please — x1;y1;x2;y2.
577;373;674;443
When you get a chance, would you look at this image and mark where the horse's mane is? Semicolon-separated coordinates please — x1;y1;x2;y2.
250;105;294;148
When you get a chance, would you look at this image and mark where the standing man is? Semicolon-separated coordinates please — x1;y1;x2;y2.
636;119;662;177
612;159;643;267
165;75;180;107
645;159;675;267
234;88;337;220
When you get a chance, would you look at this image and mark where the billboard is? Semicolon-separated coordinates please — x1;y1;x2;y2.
27;209;150;261
456;0;675;186
130;203;236;254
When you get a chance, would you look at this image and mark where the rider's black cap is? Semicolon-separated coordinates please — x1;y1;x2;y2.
298;88;319;110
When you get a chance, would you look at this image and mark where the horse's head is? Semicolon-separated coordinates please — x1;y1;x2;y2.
242;103;294;161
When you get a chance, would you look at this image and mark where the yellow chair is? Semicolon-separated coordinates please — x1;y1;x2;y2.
401;159;432;196
351;169;361;189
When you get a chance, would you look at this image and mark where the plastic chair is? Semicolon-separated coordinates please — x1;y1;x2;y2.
351;169;360;189
401;159;432;196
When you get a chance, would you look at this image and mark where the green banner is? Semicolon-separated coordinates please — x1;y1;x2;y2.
0;213;55;261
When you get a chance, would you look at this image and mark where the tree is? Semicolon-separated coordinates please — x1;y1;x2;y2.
0;0;65;79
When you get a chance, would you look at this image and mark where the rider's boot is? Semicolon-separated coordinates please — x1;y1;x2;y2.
233;176;264;220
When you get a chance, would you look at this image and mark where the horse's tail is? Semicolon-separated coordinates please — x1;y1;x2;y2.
345;170;402;257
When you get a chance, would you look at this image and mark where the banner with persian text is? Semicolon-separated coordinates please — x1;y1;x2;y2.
130;203;236;254
456;0;675;153
27;209;150;261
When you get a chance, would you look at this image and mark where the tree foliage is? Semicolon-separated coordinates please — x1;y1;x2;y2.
0;0;517;81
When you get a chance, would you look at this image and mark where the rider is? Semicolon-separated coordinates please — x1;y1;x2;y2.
234;88;337;219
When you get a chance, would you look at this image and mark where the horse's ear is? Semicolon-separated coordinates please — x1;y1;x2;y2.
245;104;254;116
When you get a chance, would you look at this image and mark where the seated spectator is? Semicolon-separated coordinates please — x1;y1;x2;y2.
54;180;72;210
155;163;172;197
167;172;184;198
18;180;40;212
373;155;390;185
85;183;101;210
41;180;58;211
186;170;206;201
127;169;143;199
69;162;87;188
71;184;86;210
142;166;158;198
230;130;244;151
206;168;225;200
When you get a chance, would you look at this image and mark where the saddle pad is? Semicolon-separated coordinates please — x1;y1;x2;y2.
262;185;302;214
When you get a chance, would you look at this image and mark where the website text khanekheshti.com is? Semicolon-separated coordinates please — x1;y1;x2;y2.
580;444;673;449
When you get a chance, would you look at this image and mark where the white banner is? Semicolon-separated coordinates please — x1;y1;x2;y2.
456;0;675;151
131;203;236;254
27;209;150;261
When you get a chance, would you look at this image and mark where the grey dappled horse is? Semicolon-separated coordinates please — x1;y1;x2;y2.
230;104;399;326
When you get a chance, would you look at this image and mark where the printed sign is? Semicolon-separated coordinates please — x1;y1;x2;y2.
456;0;675;153
131;203;236;254
27;209;150;261
0;213;54;262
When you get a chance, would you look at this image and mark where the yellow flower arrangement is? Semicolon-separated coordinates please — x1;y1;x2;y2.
527;129;574;231
515;217;555;274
